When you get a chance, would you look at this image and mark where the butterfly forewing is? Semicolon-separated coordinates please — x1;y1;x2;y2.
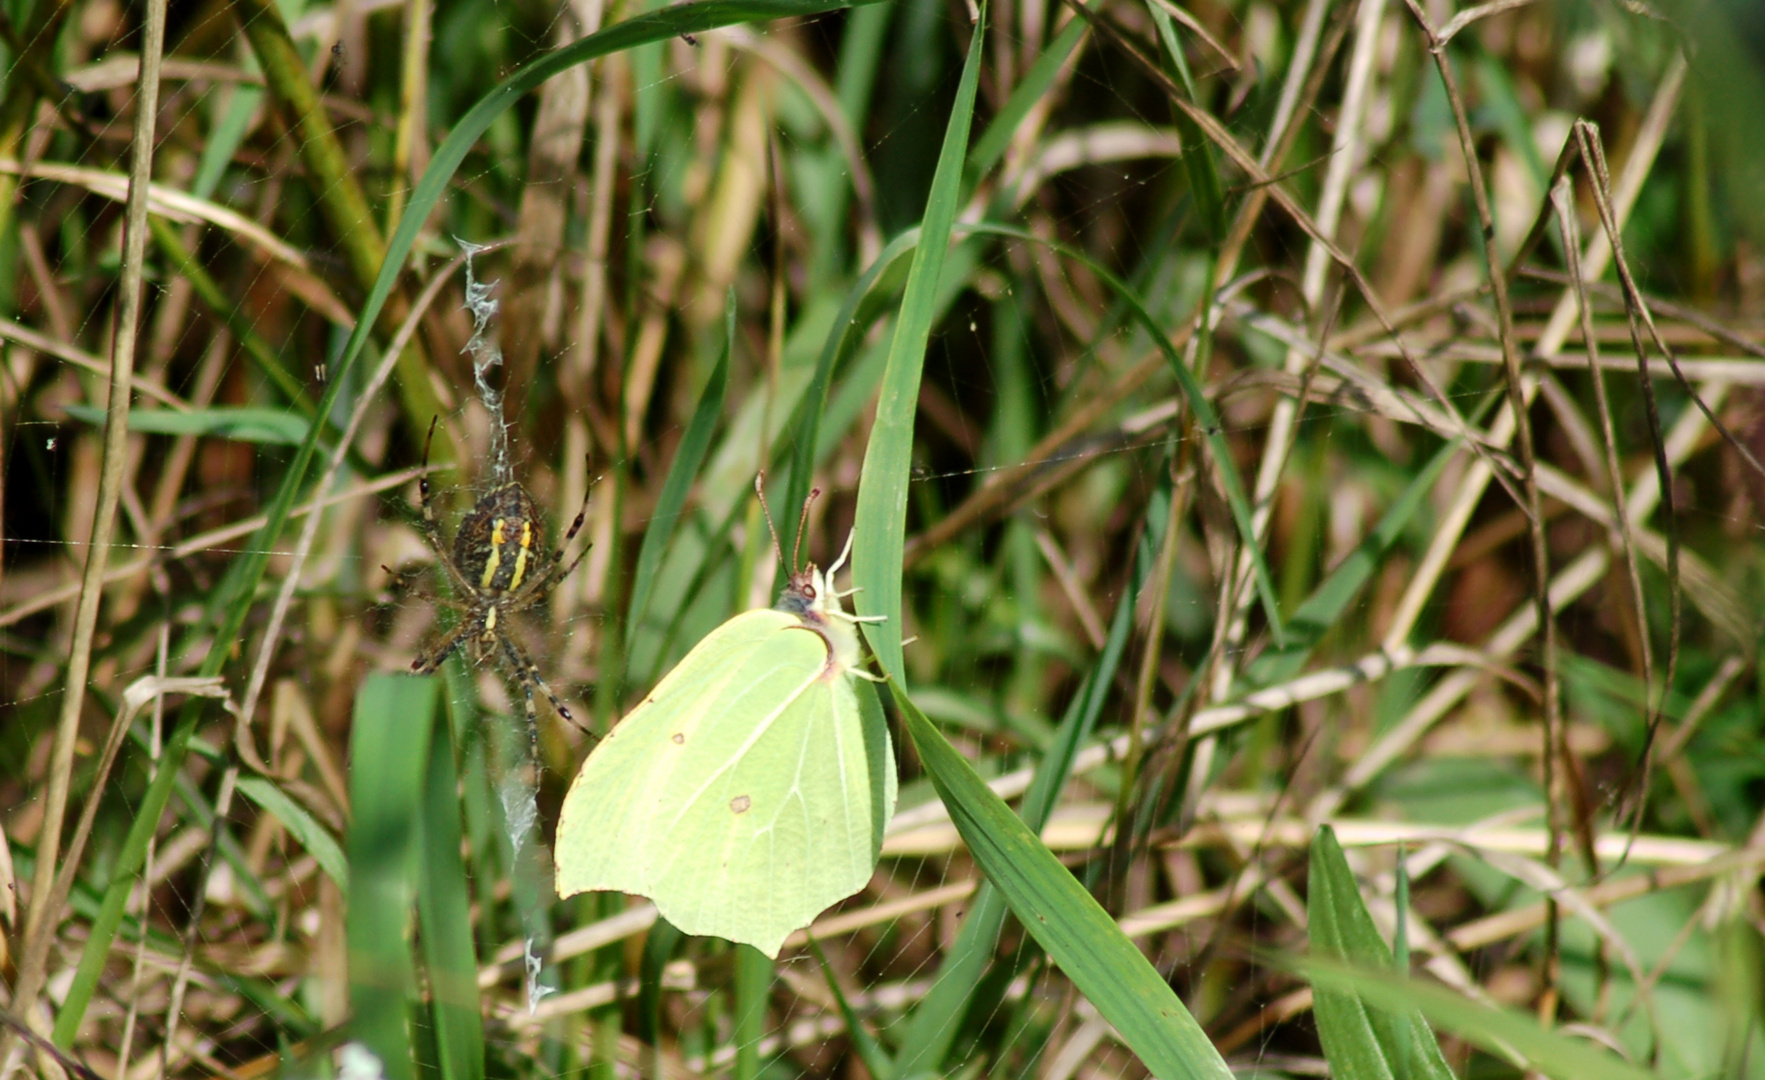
556;607;896;957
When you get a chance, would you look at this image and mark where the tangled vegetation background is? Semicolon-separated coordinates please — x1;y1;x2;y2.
1;0;1763;1077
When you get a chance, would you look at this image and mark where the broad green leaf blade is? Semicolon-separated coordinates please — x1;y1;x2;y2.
416;711;485;1080
1307;826;1454;1080
348;673;439;1080
236;775;348;893
892;686;1232;1080
852;2;987;682
1296;957;1658;1080
626;292;732;648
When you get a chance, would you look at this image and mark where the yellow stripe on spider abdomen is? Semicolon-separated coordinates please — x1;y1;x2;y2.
509;520;533;590
480;519;506;589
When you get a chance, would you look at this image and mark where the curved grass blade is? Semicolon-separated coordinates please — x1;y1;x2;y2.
235;775;348;893
967;3;1092;181
625;291;733;665
891;685;1232;1080
808;936;895;1079
853;0;987;682
895;583;1137;1075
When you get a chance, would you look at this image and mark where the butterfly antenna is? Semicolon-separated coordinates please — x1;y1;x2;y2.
792;487;820;571
754;473;787;570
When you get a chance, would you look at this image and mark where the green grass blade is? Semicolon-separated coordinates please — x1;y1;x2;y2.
1307;826;1454;1080
146;215;316;414
808;937;895;1079
893;883;1007;1076
896;521;1139;1074
417;711;486;1080
958;221;1285;645
638;918;684;1045
853;2;987;682
235;775;348;893
1243;438;1458;688
1144;3;1224;242
625;292;732;657
347;673;439;1080
60;404;311;445
733;945;772;1080
782;227;920;560
967;6;1090;181
1295;955;1658;1080
891;686;1232;1080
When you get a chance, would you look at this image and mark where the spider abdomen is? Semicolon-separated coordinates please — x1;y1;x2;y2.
454;482;546;597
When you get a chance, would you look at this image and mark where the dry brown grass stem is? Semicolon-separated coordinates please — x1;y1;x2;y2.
1399;19;1563;893
5;0;169;1056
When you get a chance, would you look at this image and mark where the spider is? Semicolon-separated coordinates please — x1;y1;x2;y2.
393;418;592;731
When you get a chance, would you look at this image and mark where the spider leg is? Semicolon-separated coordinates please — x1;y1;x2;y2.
554;465;594;550
496;632;544;762
496;625;584;733
415;418;476;596
413;611;479;673
383;563;471;610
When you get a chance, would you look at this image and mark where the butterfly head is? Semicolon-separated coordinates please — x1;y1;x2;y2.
775;563;833;619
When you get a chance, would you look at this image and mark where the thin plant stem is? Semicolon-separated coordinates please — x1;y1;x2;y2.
5;0;170;1051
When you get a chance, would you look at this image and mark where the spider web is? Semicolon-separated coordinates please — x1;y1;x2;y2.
2;1;1762;1080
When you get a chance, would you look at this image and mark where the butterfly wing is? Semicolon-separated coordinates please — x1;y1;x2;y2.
556;611;897;957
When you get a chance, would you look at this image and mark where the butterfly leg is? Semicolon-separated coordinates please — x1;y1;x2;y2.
825;527;858;577
831;609;888;625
